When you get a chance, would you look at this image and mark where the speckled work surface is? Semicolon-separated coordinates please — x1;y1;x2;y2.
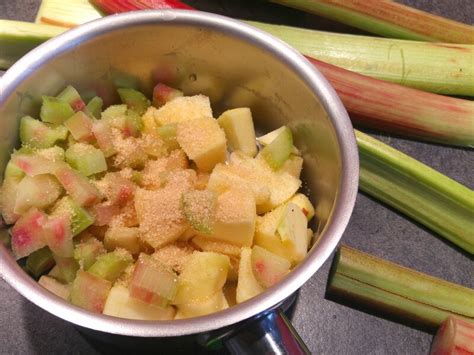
0;1;472;354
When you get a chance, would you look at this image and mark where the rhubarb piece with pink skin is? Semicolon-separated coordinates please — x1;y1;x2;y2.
430;316;474;355
10;208;48;259
70;270;112;313
152;83;183;108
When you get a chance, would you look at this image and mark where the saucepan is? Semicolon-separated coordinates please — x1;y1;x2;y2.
0;10;358;353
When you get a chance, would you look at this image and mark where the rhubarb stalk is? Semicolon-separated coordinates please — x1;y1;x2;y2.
430;316;474;355
357;130;474;254
270;0;474;44
328;245;474;329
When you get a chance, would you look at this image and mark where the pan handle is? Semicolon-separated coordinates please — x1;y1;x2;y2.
223;308;310;355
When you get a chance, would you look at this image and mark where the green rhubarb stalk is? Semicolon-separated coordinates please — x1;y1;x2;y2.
270;0;474;44
328;245;474;329
357;130;474;254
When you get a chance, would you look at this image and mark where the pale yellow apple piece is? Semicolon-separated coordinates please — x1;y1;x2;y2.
38;276;70;300
153;95;213;126
176;291;229;318
290;193;315;221
281;155;303;179
217;108;257;157
277;203;309;263
236;248;264;303
104;226;140;254
192;235;242;257
257;126;300;155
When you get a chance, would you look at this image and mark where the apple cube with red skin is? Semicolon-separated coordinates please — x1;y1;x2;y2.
152;83;183;108
43;215;74;257
11;208;48;259
70;270;112;313
251;246;290;288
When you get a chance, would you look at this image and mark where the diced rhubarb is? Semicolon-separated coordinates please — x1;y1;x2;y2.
50;197;95;236
11;208;48;259
40;96;74;125
36;146;65;162
4;161;25;180
70;270;111;313
251;245;290;288
53;256;79;283
88;249;133;282
91;120;116;157
43;215;73;257
74;238;105;271
11;153;57;176
38;275;70;300
182;190;216;235
14;174;62;214
0;177;21;224
53;163;102;206
90;202;120;227
65;143;107;176
152;83;183;108
123;109;142;137
97;172;134;206
25;247;55;278
64;111;94;142
85;96;103;119
57;85;85;112
129;254;178;307
101;104;127;130
19;116;68;149
118;88;150;116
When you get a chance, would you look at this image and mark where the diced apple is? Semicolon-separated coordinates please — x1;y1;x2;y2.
290;193;315;221
65;143;107;177
176;117;227;172
50;197;95;236
19;116;68;149
192;236;241;257
104;226;140;254
91;120;116;157
74;238;105;271
4;160;25;180
217;108;257;157
259;126;293;170
153;95;213;126
53;256;80;283
38;275;71;300
0;177;21;224
103;285;175;320
182;190;216;235
14;174;62;214
157;124;180;151
177;290;229;318
90;202;120;227
210;187;256;247
141;107;159;134
236;247;264;303
11;208;48;259
129;254;178;307
43;215;74;257
25;247;55;278
251;246;290;288
88;249;133;282
152;83;183;108
40;96;74;125
56;85;85;112
151;242;195;274
257;126;300;155
118;88;150;116
282;155;303;179
64;111;94;142
174;251;229;305
70;270;112;313
101;104;127;130
277;203;309;263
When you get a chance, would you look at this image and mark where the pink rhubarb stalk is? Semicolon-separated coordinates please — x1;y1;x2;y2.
430;316;474;355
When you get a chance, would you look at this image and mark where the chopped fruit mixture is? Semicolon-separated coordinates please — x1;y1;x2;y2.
0;83;315;320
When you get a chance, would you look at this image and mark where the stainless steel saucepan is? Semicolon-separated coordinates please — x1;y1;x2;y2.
0;10;358;353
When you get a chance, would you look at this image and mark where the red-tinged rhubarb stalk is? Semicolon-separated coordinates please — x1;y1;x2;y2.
357;130;474;255
270;0;474;44
328;246;474;330
91;0;192;13
430;316;474;355
308;58;474;147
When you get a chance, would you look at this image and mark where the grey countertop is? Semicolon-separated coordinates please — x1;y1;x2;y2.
0;1;473;354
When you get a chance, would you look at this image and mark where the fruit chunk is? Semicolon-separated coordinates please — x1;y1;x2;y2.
118;88;150;116
4;161;25;179
40;96;74;125
177;290;229;318
11;153;57;176
19;116;68;149
70;270;111;313
91;120;116;157
211;187;256;247
53;256;80;283
103;285;175;320
251;246;290;288
104;227;140;254
95;172;135;206
74;238;105;270
53;163;101;206
153;95;213;126
85;96;103;119
57;85;85;112
14;174;62;214
64;111;94;142
38;275;70;300
260;126;293;170
290;193;315;221
217;107;257;157
11;208;48;259
257;126;300;155
236;247;264;303
88;249;133;282
192;236;242;257
25;247;55;278
36;146;65;162
129;254;178;307
182;190;216;235
43;215;74;257
174;251;229;305
89;202;120;227
157;124;180;151
152;83;183;108
50;197;95;236
101;104;127;129
282;155;303;179
277;203;309;263
176;117;227;172
151;242;195;274
0;177;21;224
430;316;474;355
65;143;107;176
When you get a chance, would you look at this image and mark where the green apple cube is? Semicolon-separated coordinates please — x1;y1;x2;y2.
104;227;140;255
182;190;216;235
257;126;300;155
103;285;175;320
259;126;293;170
91;120;116;157
43;215;74;258
174;252;229;305
10;208;48;259
64;111;94;142
14;174;62;214
289;193;315;221
19;116;68;149
74;238;105;271
0;177;21;224
70;270;111;313
88;249;133;282
65;143;107;176
26;247;55;279
277;203;309;263
50;197;94;236
152;83;183;108
38;275;71;300
118;88;150;116
56;85;85;112
217;107;257;157
236;247;264;303
251;245;290;288
53;163;102;206
129;254;178;307
53;256;80;283
40;96;74;125
85;96;103;119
